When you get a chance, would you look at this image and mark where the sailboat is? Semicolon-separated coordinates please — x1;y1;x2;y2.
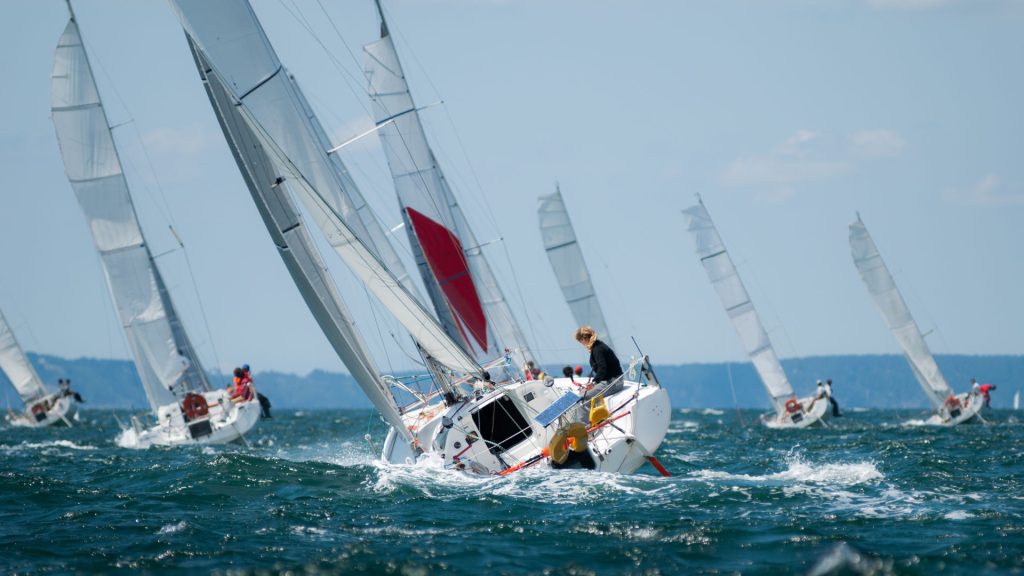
683;197;829;428
170;0;671;475
50;4;261;447
1014;390;1020;411
363;1;534;369
537;186;614;349
1;309;80;427
849;214;983;425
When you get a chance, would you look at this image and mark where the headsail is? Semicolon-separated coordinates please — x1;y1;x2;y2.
0;310;48;404
167;0;414;298
849;215;952;408
537;187;613;348
51;16;207;414
682;198;795;414
364;3;532;365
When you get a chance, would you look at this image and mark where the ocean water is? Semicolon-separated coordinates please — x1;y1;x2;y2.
2;408;1023;575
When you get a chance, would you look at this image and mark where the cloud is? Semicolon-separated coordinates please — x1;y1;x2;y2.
851;129;906;158
943;175;1024;206
720;128;907;201
721;131;851;188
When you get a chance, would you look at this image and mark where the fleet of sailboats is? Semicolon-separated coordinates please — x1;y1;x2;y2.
0;1;1011;463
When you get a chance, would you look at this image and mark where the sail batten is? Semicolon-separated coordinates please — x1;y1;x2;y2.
0;310;49;404
849;216;952;408
537;188;613;348
683;199;795;414
51;18;205;414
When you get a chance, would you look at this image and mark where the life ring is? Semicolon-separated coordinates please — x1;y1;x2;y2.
785;398;802;414
182;393;209;421
547;422;589;465
31;403;45;415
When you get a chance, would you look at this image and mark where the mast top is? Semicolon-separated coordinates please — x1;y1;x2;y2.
373;0;389;38
65;0;76;21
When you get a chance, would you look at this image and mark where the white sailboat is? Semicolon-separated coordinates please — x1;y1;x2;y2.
849;214;983;425
50;4;260;448
1014;390;1020;411
683;197;828;428
171;0;671;475
537;186;615;349
0;309;80;427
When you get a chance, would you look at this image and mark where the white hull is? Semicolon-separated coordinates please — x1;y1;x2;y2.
382;376;671;476
116;389;261;449
924;392;985;426
7;392;79;428
762;394;831;429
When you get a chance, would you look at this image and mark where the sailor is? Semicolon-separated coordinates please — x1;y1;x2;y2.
562;365;574;380
229;367;252;402
971;378;981;397
815;380;826;399
524;361;537;381
825;379;841;417
241;363;272;418
574;365;583;377
575;326;623;398
979;382;997;408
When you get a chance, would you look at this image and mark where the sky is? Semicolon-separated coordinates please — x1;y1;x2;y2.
0;0;1021;383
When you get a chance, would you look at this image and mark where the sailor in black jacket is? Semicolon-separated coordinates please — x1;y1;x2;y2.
575;326;624;397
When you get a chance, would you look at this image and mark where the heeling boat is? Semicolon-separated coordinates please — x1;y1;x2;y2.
537;186;615;350
50;4;260;448
363;0;534;369
171;0;670;475
683;197;829;428
849;214;983;425
0;309;80;427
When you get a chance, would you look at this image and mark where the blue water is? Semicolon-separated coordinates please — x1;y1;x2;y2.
2;408;1023;574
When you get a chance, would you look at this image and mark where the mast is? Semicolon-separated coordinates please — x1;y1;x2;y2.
849;214;953;409
364;2;533;367
51;13;206;414
0;310;49;405
682;197;796;416
537;185;614;349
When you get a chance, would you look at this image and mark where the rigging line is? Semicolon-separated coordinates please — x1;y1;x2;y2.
363;282;395;374
276;0;371;118
177;242;223;375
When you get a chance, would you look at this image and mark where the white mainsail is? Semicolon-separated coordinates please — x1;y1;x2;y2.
849;215;952;409
682;198;795;415
167;0;414;299
185;38;422;437
0;310;48;405
51;16;207;414
364;3;532;365
537;187;614;348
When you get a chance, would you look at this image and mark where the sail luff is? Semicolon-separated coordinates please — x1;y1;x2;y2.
682;199;795;414
51;18;203;414
537;187;614;348
848;216;952;408
0;310;49;404
185;37;413;439
363;9;532;366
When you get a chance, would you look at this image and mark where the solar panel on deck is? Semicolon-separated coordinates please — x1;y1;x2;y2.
534;391;581;428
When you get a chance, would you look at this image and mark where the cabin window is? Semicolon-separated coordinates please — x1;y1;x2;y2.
472;395;531;453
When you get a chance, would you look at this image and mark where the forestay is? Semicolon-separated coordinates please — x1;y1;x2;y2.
0;309;48;404
849;215;952;408
683;199;795;414
364;5;531;365
51;18;207;414
537;187;613;348
168;0;413;298
186;38;414;438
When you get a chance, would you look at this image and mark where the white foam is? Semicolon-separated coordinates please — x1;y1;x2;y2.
701;408;725;416
0;439;97;454
944;510;972;520
691;455;883;486
157;521;187;535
